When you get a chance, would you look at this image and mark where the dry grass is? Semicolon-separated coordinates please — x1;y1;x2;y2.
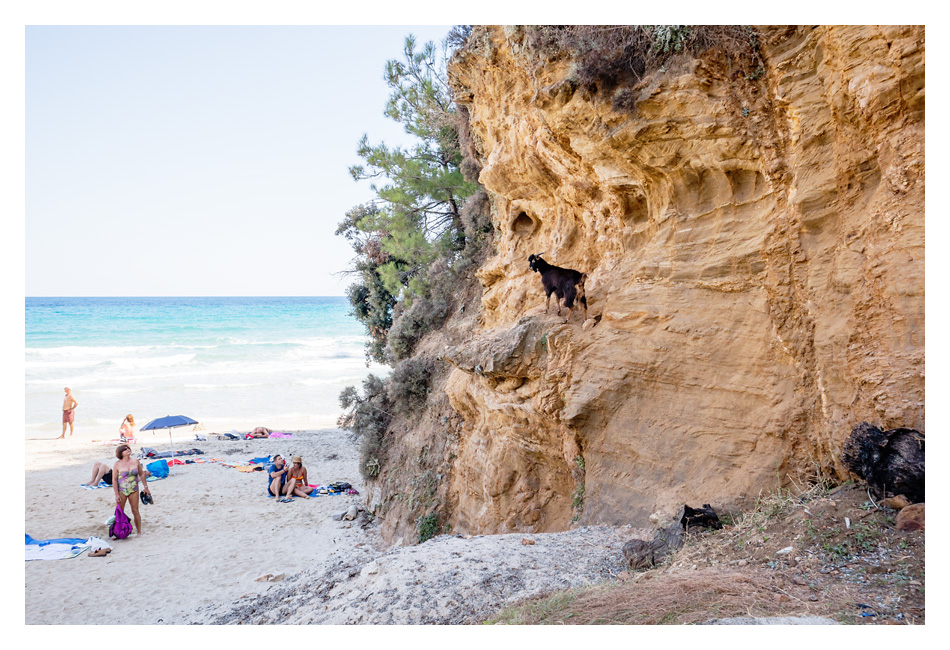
488;567;850;625
486;476;925;625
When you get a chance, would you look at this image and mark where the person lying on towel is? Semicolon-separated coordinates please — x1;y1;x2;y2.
83;458;152;487
246;427;272;439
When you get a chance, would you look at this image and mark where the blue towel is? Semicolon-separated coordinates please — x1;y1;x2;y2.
26;534;87;546
265;490;326;498
248;456;270;465
79;481;110;490
26;534;94;561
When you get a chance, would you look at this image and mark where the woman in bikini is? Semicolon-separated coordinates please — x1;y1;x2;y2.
284;456;313;498
119;414;136;442
112;443;151;536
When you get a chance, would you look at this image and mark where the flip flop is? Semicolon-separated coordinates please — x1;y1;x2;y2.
89;548;109;557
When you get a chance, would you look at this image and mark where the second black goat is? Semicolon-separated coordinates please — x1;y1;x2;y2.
528;253;588;323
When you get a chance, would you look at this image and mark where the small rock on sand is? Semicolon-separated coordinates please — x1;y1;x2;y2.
361;561;379;576
883;495;911;509
896;503;925;531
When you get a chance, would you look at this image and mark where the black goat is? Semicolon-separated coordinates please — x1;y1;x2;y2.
527;253;588;323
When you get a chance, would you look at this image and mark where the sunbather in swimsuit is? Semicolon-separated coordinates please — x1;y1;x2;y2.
118;469;139;497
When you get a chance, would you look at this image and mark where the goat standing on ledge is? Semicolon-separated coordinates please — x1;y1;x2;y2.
528;253;588;323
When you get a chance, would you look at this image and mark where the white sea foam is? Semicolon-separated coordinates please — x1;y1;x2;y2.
83;387;148;395
183;383;261;389
294;376;370;387
26;372;108;387
109;353;196;369
24;359;109;370
26;344;155;357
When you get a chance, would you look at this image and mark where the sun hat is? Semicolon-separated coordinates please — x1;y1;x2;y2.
292;456;302;463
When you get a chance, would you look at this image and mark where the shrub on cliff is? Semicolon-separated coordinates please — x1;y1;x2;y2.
339;375;392;481
387;294;450;362
388;357;435;415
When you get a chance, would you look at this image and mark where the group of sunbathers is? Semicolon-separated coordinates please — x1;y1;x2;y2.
266;454;312;502
83;423;310;538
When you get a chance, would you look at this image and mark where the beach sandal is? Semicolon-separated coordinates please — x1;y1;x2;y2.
278;497;294;503
89;548;109;557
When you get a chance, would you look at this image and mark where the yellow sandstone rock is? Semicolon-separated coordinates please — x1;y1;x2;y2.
434;26;924;534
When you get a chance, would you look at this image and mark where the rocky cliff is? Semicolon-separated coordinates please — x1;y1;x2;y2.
430;25;924;534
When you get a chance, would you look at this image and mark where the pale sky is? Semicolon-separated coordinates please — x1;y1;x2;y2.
26;25;453;297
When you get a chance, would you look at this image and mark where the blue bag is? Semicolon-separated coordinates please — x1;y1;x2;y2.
146;459;169;479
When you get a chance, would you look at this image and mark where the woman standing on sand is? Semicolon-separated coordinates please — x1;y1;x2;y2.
119;414;135;442
113;443;150;536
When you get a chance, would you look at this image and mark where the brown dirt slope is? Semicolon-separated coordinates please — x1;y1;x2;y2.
487;483;924;625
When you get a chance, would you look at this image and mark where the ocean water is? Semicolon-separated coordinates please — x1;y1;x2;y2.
25;297;385;439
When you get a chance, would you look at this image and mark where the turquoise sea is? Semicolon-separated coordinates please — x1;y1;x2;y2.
25;297;384;439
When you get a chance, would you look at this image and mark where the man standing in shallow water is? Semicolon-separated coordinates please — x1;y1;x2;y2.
58;387;78;439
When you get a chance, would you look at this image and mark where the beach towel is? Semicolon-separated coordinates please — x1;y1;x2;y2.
142;448;204;459
25;534;91;561
248;456;270;465
269;432;293;438
79;474;164;489
79;481;110;490
265;485;326;498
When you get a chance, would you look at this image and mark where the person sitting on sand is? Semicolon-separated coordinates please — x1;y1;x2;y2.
266;454;289;499
113;443;152;536
119;414;135;442
247;426;272;439
284;456;313;498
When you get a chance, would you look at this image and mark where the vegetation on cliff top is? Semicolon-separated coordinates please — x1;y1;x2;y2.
506;25;764;112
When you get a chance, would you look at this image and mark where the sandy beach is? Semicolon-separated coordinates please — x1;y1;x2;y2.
25;428;370;625
24;428;639;625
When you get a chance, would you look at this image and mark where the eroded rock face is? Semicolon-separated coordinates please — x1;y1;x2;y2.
441;26;924;533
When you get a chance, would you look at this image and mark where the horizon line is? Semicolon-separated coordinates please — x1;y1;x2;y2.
24;294;349;299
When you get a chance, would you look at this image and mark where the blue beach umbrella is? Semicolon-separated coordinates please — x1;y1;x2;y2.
140;414;198;449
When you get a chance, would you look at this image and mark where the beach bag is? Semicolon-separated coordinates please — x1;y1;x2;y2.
109;505;132;539
146;459;169;479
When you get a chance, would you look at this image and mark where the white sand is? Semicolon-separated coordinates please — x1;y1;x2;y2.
25;428;369;625
24;428;644;626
